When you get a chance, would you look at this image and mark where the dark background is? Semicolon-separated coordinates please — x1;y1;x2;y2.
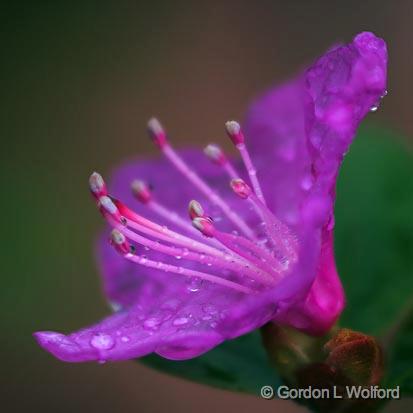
2;1;412;412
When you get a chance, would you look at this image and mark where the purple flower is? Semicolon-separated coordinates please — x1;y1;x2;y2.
34;32;387;363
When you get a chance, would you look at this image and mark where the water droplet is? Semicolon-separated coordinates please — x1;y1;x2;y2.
144;246;150;251
301;174;314;191
90;333;115;350
175;255;182;260
370;105;378;112
187;277;202;292
120;336;130;343
143;317;162;330
173;317;189;326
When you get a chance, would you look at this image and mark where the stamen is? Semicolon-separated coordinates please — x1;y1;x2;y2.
193;217;282;280
112;198;233;260
110;230;253;294
110;229;132;254
109;222;272;285
131;180;152;204
188;200;206;220
204;143;239;179
98;196;124;223
192;217;214;237
225;120;267;205
94;189;274;285
204;144;227;166
89;172;107;199
230;178;251;199
131;180;209;240
147;117;167;149
148;118;256;240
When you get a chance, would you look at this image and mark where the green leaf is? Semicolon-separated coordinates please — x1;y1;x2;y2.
335;125;413;395
141;330;282;394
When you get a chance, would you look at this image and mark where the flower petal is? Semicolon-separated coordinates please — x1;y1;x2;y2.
245;32;387;333
35;217;320;362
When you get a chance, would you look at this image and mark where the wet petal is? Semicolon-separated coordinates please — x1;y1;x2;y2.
245;32;387;333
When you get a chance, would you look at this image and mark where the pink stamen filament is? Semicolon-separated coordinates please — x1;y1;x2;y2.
223;161;239;180
236;142;267;206
106;215;273;285
146;199;229;251
149;200;203;237
113;199;238;261
123;251;253;294
211;228;283;280
161;144;257;240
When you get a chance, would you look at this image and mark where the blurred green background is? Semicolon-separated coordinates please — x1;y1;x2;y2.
2;1;412;412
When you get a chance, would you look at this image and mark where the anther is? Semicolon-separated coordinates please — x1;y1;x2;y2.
204;144;227;166
192;217;214;238
110;229;132;254
230;178;251;199
89;172;107;199
188;200;205;220
225;121;244;145
147;117;167;149
131;180;152;204
99;196;124;223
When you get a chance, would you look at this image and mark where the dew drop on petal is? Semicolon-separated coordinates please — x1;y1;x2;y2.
90;333;115;350
173;317;189;326
187;277;202;292
120;336;130;343
143;317;162;330
300;174;314;191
